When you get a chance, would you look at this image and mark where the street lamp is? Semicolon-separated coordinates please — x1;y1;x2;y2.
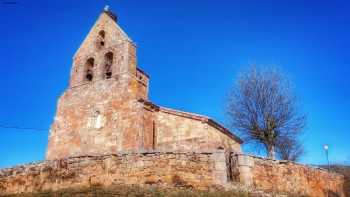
324;144;330;172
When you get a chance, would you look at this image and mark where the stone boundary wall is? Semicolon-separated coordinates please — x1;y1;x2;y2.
232;154;345;197
0;151;345;196
0;151;228;196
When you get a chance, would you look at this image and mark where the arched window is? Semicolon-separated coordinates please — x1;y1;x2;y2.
104;52;113;79
98;30;105;47
99;30;105;38
85;58;94;81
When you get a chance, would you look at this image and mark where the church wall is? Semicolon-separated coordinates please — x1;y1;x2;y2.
46;11;150;160
156;110;209;151
155;110;241;152
46;76;144;160
140;106;156;151
135;68;149;100
206;125;241;153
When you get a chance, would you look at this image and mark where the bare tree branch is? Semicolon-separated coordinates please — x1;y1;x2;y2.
227;66;306;160
276;137;305;161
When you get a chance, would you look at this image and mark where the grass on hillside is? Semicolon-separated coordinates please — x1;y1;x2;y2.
1;185;309;197
2;186;248;197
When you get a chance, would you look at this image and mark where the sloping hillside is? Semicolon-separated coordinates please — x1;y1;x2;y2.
1;185;308;197
0;186;254;197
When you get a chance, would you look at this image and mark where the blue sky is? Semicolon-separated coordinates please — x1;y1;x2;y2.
0;0;349;168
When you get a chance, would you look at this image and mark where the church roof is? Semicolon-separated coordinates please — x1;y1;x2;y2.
138;98;243;144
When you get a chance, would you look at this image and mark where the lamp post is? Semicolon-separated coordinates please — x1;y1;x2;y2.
324;144;331;197
324;144;330;172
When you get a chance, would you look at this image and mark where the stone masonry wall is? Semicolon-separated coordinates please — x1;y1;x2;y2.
70;12;137;88
46;11;150;160
155;109;241;153
0;152;345;196
46;79;146;160
233;154;345;197
0;151;228;196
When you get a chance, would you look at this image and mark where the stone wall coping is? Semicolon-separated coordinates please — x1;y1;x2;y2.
66;149;226;157
232;153;344;177
0;150;227;173
136;67;150;79
2;151;342;178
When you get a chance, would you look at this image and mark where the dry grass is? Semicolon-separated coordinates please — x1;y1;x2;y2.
0;186;312;197
0;185;310;197
1;185;249;197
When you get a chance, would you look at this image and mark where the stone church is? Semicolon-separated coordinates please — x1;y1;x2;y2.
0;8;345;197
46;8;242;160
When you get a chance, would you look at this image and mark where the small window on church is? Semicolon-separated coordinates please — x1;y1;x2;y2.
104;52;113;79
85;58;94;81
99;30;105;39
98;30;105;47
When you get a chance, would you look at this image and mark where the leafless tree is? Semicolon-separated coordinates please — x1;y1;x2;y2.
227;66;306;159
276;137;305;161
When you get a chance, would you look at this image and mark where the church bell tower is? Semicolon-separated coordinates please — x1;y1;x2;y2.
46;7;151;160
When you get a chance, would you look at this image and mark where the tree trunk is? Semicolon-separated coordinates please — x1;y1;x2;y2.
267;145;275;159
